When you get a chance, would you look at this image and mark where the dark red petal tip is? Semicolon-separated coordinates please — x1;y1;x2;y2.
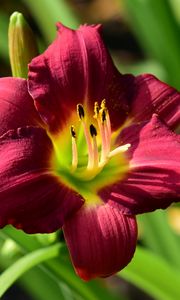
0;126;83;233
63;203;137;280
128;74;180;129
100;114;180;215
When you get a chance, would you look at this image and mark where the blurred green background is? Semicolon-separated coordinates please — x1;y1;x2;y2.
0;0;180;300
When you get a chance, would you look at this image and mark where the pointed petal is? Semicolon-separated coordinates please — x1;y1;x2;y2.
0;77;41;136
99;115;180;214
63;203;137;280
28;24;129;133
0;126;83;233
127;74;180;129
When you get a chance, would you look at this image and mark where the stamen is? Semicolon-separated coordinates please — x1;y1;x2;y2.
99;109;108;162
98;101;111;163
71;126;78;171
108;143;131;158
77;104;93;169
101;100;111;139
106;111;111;140
90;124;99;168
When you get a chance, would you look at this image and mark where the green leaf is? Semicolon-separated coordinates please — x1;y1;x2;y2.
2;226;42;252
113;56;166;80
22;0;81;42
138;211;180;269
45;256;121;300
123;0;180;89
0;231;68;300
170;0;180;23
120;246;180;300
0;243;61;297
0;11;9;61
12;265;65;300
2;227;120;300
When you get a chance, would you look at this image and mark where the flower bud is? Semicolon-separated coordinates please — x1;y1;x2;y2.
8;12;38;78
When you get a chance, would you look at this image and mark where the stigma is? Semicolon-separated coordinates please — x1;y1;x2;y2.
70;100;130;179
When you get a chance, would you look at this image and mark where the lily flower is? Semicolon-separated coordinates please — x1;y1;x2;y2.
0;23;180;281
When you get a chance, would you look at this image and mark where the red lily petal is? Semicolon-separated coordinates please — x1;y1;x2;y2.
0;77;41;136
99;115;180;215
28;24;130;133
63;203;137;281
0;126;83;233
126;74;180;129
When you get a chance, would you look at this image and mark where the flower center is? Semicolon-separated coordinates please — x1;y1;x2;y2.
70;100;130;181
51;100;130;204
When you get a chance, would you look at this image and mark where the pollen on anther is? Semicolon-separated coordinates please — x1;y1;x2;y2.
77;104;85;120
101;99;106;109
71;126;76;138
71;126;78;171
90;124;97;137
94;102;99;118
101;109;106;122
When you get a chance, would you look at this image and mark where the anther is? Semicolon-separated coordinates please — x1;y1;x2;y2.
90;124;97;137
89;124;99;168
77;104;85;120
101;109;106;123
71;126;76;138
71;125;78;171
